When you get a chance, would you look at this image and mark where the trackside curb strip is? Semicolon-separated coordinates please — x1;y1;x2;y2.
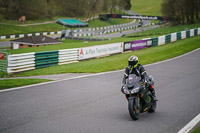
177;113;200;133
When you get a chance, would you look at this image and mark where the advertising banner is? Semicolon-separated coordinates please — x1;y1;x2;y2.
130;40;147;50
0;53;4;59
124;40;147;51
124;42;131;51
79;43;123;60
100;14;166;21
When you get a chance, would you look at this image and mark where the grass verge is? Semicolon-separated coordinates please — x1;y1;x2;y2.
192;126;200;133
0;79;52;90
9;35;200;77
0;18;132;36
131;0;163;16
126;22;200;37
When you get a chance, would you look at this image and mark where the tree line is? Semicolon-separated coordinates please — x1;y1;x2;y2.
0;0;131;20
161;0;200;24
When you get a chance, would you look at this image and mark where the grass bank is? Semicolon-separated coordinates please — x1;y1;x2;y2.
131;0;163;16
0;18;132;36
0;79;51;90
10;35;200;77
192;126;200;133
126;22;200;37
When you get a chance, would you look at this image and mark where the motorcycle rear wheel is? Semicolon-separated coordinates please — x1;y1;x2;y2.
128;98;140;120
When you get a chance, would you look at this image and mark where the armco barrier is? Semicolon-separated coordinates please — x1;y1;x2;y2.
7;52;35;73
186;30;190;38
190;29;194;37
0;31;62;40
58;48;79;65
35;51;59;69
158;35;165;46
194;29;198;36
152;37;158;46
177;32;181;40
181;31;186;39
165;34;171;44
6;48;79;73
198;28;200;35
171;33;177;42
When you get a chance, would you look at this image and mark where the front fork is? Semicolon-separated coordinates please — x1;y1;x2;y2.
127;94;140;109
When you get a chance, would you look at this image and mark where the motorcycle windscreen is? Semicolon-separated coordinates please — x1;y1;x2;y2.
127;74;140;88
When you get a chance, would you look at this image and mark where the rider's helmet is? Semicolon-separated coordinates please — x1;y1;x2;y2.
128;56;138;67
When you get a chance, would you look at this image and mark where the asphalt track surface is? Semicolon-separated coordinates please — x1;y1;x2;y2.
0;49;200;133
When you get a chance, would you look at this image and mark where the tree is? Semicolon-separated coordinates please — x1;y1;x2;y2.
0;0;128;20
124;0;132;10
161;0;200;24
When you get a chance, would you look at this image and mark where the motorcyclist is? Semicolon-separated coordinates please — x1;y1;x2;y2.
122;55;156;101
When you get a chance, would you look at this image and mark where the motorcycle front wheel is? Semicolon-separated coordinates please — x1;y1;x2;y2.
148;100;157;113
128;98;140;120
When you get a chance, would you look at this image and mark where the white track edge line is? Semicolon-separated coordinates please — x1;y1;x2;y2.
0;48;200;93
177;113;200;133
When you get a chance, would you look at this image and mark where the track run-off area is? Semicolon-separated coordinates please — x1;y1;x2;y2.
0;48;200;133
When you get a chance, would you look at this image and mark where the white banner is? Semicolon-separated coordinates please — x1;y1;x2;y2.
171;33;177;42
181;31;186;39
79;43;123;60
190;29;194;37
158;35;165;46
198;28;200;35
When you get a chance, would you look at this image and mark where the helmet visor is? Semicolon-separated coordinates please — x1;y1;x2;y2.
128;61;138;66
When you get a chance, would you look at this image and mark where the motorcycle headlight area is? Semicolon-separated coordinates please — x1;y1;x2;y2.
123;89;130;94
131;87;140;94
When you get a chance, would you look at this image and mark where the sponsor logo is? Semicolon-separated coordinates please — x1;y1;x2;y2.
112;14;117;18
80;49;84;55
0;53;4;59
131;42;146;48
146;40;153;47
124;43;131;50
79;43;122;60
121;15;158;20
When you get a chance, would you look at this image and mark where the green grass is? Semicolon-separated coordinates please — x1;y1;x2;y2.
5;21;200;55
0;79;52;90
0;18;132;36
0;23;63;36
192;126;200;133
131;0;163;16
8;35;200;77
126;22;200;37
